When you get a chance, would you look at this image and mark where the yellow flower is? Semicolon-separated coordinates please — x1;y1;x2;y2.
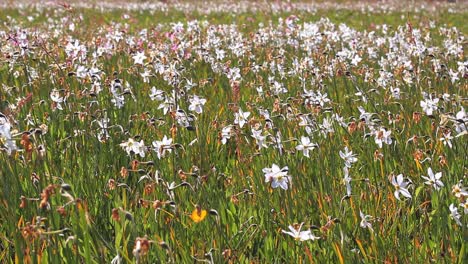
190;205;207;223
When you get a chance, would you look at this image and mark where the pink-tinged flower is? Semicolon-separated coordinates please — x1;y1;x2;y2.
391;174;412;201
374;127;392;148
282;223;320;241
263;164;290;190
421;168;444;191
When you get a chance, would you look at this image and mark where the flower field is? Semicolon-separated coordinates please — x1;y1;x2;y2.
0;1;466;263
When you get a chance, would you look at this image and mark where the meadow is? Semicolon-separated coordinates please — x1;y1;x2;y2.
0;1;467;263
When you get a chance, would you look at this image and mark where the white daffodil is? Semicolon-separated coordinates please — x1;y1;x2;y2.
449;204;462;226
263;164;290;190
251;128;268;150
50;89;64;110
221;126;232;145
234;108;250;128
120;138;146;158
188;95;206;114
420;97;439;116
440;132;453;148
132;51;146;65
152;135;173;159
359;211;374;232
374;128;392;148
391;174;412;201
282;223;320;241
339;147;358;168
421;167;444;191
0;117;17;155
295;136;318;158
149;87;165;101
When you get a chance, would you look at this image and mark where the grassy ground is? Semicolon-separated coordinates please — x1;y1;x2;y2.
0;1;466;263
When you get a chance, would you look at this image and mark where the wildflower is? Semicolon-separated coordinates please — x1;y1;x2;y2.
188;95;206;114
251;128;268;150
152;136;173;159
0;117;17;155
449;204;462;226
50;89;64;110
452;183;468;199
359;211;373;232
440;132;453;148
120;138;146;158
420;96;439;116
391;174;412;201
339;147;358;168
132;51;146;65
295;136;318;158
158;97;174;115
374;127;392;148
234;108;250;128
190;205;207;223
461;200;468;215
263;164;290;190
175;109;193;128
96;117;110;141
282;223;320;241
421;168;444;191
149;87;165;101
220;126;232;145
454;108;466;135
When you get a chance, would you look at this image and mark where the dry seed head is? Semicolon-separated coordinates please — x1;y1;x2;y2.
111;208;120;221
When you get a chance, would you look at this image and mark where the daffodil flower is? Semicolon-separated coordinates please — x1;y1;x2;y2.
152;136;173;159
282;223;320;241
263;164;290;190
295;136;318;158
120;138;146;158
421;168;444;191
339;147;358;168
359;211;374;232
391;174;412;201
234;108;250;128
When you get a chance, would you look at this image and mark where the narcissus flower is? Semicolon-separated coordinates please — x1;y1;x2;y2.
263;164;290;190
339;147;358;168
282;223;320;241
359;211;373;232
391;174;412;201
120;138;146;158
421;167;444;191
152;135;173;159
234;108;250;128
295;136;318;158
132;51;146;65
